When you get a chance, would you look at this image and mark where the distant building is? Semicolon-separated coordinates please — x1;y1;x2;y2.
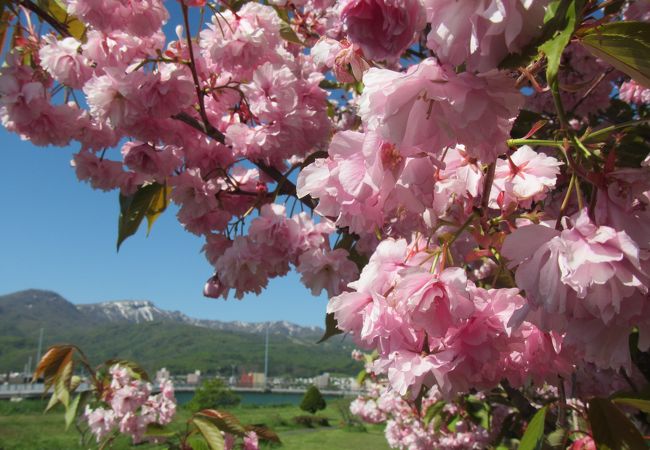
239;372;266;388
156;368;170;383
186;370;201;385
312;373;330;389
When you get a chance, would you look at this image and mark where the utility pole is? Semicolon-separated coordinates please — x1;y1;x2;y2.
264;323;269;389
36;328;44;367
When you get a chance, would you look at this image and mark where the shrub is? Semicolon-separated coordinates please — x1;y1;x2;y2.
292;415;330;428
187;378;241;412
299;385;327;414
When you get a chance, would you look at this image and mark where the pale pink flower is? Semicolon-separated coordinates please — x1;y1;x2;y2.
394;267;474;338
72;150;126;191
359;58;523;162
199;3;282;77
503;210;649;325
121;142;182;178
243;431;259;450
65;0;169;37
424;0;548;72
297;248;360;296
491;146;562;209
340;0;425;61
39;35;92;89
85;406;116;442
619;80;650;105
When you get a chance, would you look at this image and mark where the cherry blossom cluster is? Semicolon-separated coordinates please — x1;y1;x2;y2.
224;430;260;450
327;236;574;398
351;381;492;450
84;365;176;444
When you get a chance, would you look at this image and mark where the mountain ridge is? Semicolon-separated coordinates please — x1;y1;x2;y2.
8;289;324;337
0;290;356;377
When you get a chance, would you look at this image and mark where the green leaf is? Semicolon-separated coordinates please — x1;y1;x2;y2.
519;405;547;450
578;21;650;87
546;428;567;448
193;417;225;450
317;313;343;343
37;0;86;40
145;184;172;236
499;0;583;69
539;0;585;86
356;369;367;386
104;359;150;381
64;393;81;430
422;400;445;426
612;390;650;414
194;409;247;437
465;396;490;429
188;435;211;450
144;423;177;438
587;397;646;450
117;182;170;251
272;6;303;46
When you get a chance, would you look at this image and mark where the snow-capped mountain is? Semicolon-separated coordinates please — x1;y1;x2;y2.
76;299;322;337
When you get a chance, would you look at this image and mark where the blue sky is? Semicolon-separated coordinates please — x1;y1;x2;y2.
0;126;329;326
0;4;332;327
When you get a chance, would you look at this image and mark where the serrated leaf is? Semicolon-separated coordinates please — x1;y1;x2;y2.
145;423;177;438
423;400;445;426
540;0;585;86
37;0;85;40
317;313;343;343
65;393;81;430
117;182;170;251
578;21;650;87
612;395;650;414
587;398;646;450
34;345;75;385
193;417;225;450
188;435;211;450
280;22;303;46
499;0;583;69
519;405;547;450
49;359;72;411
272;6;303;46
195;409;247;437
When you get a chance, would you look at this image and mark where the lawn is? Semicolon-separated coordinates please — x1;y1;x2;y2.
0;398;391;450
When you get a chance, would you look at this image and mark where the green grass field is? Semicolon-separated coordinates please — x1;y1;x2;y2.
0;398;391;450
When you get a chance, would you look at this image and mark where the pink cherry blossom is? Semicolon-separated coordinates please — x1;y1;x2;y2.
619;79;650;105
39;35;92;89
340;0;425;61
297;248;359;296
424;0;548;72
359;58;523;162
490;146;563;209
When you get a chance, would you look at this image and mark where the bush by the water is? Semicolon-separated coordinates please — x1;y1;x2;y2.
300;385;327;414
186;378;241;411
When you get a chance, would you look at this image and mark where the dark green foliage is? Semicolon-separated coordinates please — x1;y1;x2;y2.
0;290;359;377
292;415;330;428
187;378;241;412
300;385;327;415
